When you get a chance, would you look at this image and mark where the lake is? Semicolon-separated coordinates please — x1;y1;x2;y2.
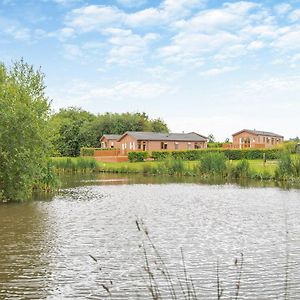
0;174;299;299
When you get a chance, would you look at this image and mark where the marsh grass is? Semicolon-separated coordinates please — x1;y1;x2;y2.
275;152;300;180
199;152;227;175
135;219;244;300
50;157;98;173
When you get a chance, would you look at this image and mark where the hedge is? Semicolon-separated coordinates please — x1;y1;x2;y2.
80;147;96;156
128;151;149;162
151;148;282;161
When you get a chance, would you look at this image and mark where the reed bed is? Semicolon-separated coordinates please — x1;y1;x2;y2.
49;154;300;183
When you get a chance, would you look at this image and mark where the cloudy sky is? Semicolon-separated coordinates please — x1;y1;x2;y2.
1;0;300;140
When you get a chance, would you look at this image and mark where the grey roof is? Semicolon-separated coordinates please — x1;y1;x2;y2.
118;131;208;142
233;129;283;138
100;134;122;141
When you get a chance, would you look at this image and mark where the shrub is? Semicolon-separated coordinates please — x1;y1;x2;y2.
128;151;149;162
283;142;297;154
164;158;186;175
275;152;293;179
199;152;227;175
232;160;251;179
81;147;95;156
151;148;282;161
151;151;171;160
292;154;300;177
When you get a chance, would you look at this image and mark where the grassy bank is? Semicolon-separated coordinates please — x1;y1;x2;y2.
49;152;300;184
49;156;279;179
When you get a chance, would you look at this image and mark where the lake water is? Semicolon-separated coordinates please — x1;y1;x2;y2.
0;174;300;299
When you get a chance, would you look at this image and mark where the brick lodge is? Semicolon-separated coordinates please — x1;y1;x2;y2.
231;129;284;149
94;131;208;162
116;131;208;155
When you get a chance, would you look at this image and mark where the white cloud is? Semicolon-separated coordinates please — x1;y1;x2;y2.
52;0;82;6
66;5;124;32
116;0;147;8
63;43;84;60
199;66;239;76
274;3;292;15
247;40;265;50
273;27;300;50
289;9;300;22
102;28;159;65
49;79;173;108
65;0;205;32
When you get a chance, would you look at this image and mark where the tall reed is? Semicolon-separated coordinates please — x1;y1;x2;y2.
199;152;227;175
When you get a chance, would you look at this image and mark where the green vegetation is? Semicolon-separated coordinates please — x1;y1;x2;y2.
50;153;300;184
152;148;281;161
0;60;52;201
50;110;169;157
199;152;227;175
128;151;149;162
275;152;300;180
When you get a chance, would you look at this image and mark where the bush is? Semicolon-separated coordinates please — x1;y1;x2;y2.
128;151;149;162
164;158;186;175
293;155;300;177
151;151;171;160
283;142;297;154
81;147;95;156
199;152;227;175
151;148;282;161
231;160;251;179
275;152;293;179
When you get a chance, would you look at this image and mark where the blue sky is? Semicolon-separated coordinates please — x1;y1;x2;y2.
1;0;300;140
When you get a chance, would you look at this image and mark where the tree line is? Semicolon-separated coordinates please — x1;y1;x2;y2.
50;108;168;157
0;60;168;201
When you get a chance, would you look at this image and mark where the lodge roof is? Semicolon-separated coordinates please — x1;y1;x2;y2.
100;134;122;141
118;131;208;142
232;129;284;138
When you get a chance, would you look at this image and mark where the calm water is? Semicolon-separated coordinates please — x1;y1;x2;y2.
0;174;300;299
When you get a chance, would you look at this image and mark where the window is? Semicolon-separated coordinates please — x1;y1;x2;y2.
142;142;147;151
187;142;192;150
138;142;141;150
161;142;167;149
175;142;179;150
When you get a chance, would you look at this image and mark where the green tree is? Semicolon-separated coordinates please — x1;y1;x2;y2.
0;60;51;201
207;134;215;143
49;107;95;156
53;110;169;153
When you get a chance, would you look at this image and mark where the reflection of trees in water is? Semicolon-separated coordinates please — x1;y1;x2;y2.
0;203;53;299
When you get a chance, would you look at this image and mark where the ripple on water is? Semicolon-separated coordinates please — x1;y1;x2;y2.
0;184;300;299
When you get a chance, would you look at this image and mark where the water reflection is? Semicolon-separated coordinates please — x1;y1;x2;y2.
1;178;300;299
0;202;54;299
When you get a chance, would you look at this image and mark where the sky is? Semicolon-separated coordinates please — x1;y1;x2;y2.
1;0;300;141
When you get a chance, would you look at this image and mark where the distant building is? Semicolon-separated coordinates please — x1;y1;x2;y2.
232;129;284;149
100;134;122;149
117;131;208;154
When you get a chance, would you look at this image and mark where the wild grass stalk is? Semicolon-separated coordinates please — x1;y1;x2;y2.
135;219;243;300
199;152;227;176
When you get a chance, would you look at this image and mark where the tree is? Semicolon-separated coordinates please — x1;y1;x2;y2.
51;110;169;153
0;60;51;201
49;107;95;156
208;134;216;143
